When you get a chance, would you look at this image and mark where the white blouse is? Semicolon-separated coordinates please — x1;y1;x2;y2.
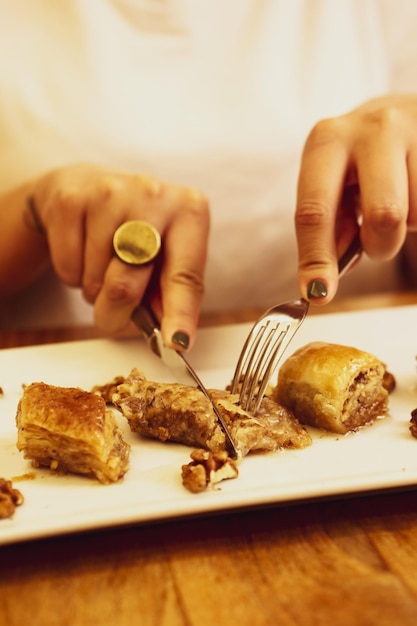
1;0;417;327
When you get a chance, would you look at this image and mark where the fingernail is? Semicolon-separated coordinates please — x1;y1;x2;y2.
172;330;190;350
307;280;328;299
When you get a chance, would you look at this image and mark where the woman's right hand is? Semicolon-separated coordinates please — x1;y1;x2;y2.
31;164;210;349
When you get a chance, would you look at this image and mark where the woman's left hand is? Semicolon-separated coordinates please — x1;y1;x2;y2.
295;94;417;302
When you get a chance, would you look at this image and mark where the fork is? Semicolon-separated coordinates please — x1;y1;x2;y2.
230;233;363;415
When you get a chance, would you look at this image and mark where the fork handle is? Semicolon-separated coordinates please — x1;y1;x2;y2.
338;232;362;277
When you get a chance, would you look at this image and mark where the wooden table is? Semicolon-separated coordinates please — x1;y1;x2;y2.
2;292;417;626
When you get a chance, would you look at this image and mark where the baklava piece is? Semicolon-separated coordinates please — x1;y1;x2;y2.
112;368;311;457
16;382;130;484
273;341;389;434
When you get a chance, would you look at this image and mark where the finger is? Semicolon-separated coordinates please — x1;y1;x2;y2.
82;203;122;304
407;146;417;231
44;193;85;287
82;174;175;303
295;119;350;302
355;133;408;260
94;257;153;332
336;183;362;250
159;189;209;350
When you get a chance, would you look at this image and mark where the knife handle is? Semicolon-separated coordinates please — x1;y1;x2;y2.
131;305;162;356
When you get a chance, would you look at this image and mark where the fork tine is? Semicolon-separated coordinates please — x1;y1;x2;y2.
232;301;307;415
243;322;290;413
230;320;268;395
241;323;285;403
239;325;272;400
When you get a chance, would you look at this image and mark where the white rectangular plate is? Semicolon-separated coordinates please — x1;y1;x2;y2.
1;305;417;545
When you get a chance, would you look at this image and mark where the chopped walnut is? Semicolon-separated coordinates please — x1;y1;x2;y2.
410;408;417;439
181;449;238;493
382;370;396;394
0;478;24;519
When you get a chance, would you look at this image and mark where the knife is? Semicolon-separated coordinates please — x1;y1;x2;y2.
131;305;240;460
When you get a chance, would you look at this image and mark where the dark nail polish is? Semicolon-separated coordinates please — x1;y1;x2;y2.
307;280;328;299
172;330;190;350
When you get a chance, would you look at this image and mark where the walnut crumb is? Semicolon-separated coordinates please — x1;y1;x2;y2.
383;370;396;394
0;478;24;519
181;449;239;493
91;376;126;404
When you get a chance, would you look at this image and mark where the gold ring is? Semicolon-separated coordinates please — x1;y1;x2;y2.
113;220;161;266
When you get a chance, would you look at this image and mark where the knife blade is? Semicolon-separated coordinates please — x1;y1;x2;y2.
131;305;240;460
